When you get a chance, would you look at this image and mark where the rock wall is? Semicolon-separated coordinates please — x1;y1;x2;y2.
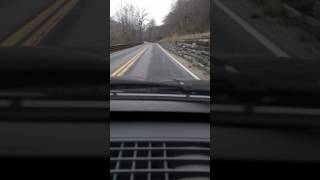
160;39;210;72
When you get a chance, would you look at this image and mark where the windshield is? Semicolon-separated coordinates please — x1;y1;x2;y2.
110;0;210;96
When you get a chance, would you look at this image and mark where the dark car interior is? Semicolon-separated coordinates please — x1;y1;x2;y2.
213;56;320;179
2;1;320;179
0;47;107;178
110;79;210;180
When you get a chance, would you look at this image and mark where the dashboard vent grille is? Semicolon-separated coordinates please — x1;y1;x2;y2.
110;141;210;180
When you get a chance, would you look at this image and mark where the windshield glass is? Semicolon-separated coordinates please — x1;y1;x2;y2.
110;0;210;95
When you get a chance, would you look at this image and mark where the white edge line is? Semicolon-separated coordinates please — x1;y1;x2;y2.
157;43;201;80
214;0;289;57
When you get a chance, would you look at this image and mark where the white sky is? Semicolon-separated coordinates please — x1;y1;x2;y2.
110;0;176;25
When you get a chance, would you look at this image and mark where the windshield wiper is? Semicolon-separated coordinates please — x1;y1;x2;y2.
214;77;320;107
110;78;209;95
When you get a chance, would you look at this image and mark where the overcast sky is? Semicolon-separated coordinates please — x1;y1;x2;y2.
110;0;176;25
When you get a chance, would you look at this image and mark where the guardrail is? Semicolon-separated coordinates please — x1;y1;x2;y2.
110;42;143;53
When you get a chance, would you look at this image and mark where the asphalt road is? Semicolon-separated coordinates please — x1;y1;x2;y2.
0;0;106;55
0;0;55;42
39;0;106;52
110;43;198;82
213;0;278;56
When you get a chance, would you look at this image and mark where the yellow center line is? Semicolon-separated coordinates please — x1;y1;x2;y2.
22;0;80;47
0;0;67;47
111;46;148;77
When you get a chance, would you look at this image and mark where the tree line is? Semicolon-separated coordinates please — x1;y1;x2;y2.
110;3;148;45
110;0;210;45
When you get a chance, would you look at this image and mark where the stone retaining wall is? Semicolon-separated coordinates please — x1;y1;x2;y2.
160;39;210;72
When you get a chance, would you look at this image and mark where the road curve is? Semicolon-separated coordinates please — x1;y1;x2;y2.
110;43;199;82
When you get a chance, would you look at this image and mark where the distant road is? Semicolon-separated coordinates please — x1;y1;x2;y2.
110;43;200;81
0;0;106;54
213;0;288;57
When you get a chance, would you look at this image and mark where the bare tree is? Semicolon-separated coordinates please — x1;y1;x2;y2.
114;3;139;43
110;17;122;45
112;3;150;43
145;18;156;41
112;0;210;43
136;8;149;42
163;0;209;35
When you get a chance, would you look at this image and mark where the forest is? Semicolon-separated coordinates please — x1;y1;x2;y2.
110;0;210;45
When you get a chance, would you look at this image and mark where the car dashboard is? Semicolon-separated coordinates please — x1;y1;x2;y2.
110;97;210;180
213;109;320;179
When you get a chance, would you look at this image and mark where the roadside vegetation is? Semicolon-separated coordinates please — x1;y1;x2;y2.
110;0;210;45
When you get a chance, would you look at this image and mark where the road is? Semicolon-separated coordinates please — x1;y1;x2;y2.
0;0;106;54
213;0;288;57
110;43;200;81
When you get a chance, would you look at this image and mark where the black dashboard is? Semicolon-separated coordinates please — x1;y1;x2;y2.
110;98;210;180
213;124;320;179
213;56;320;179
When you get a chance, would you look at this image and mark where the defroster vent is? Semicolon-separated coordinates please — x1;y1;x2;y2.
110;140;210;180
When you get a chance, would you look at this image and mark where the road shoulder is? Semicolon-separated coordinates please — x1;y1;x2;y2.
158;43;209;80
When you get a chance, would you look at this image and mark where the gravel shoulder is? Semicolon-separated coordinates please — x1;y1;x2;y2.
162;44;210;80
